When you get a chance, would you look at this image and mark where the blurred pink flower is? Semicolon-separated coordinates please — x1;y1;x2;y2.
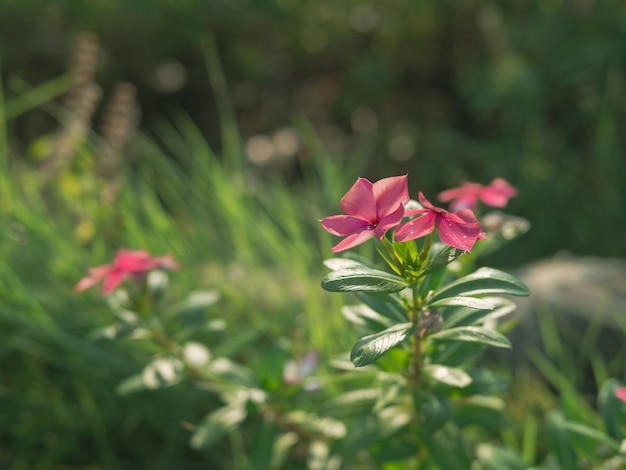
321;175;410;253
437;178;517;211
394;192;484;252
75;249;179;294
616;387;626;403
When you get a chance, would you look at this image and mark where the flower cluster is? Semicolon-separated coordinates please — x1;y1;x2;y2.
437;177;517;212
75;249;179;294
321;175;516;254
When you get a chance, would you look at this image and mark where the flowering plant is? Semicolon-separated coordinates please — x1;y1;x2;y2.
319;175;532;466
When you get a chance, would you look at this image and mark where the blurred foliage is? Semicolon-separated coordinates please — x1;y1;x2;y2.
2;0;626;266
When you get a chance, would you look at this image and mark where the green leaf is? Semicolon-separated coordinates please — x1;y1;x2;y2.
319;389;382;417
323;257;367;271
269;432;299;470
285;411;346;439
350;322;413;367
141;357;184;389
322;266;408;293
115;373;145;396
443;297;517;329
474;444;526;470
354;291;408;323
422;364;472;388
416;392;450;434
164;289;220;321
545;411;576;470
342;304;394;330
559;420;620;451
452;396;510;431
422;245;464;276
427;296;494;310
422;422;473;468
430;267;529;303
190;403;248;450
599;379;626;441
116;357;184;394
429;326;511;349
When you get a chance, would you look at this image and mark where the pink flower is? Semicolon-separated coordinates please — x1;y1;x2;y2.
75;249;179;294
394;192;484;252
321;175;410;253
616;387;626;403
437;178;517;211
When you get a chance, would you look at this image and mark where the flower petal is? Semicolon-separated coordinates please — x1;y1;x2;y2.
102;269;129;294
479;178;517;207
114;249;155;272
339;178;376;221
417;192;435;210
372;175;409;219
74;264;112;293
616;387;626;403
321;215;370;237
394;212;437;242
374;203;405;239
437;181;480;203
331;229;375;253
436;211;483;251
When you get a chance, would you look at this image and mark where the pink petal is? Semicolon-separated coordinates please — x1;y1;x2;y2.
374;203;405;239
114;249;154;272
417;192;436;210
479;178;517;207
321;215;370;237
437;182;480;202
102;269;129;294
74;264;112;293
449;194;478;211
339;178;376;221
394;212;437;242
372;175;409;219
75;275;103;293
436;211;483;251
331;229;375;253
616;387;626;403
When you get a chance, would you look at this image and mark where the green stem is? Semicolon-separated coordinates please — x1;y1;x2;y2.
376;237;403;275
409;282;423;386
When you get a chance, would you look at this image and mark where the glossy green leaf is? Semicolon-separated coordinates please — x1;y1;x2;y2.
427;296;494;310
429;326;511;349
350;322;413;367
322;266;408;293
423;364;472;388
443;297;517;328
422;245;464;276
430;267;529;303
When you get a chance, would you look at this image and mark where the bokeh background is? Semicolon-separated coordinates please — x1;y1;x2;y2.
2;0;626;468
3;0;625;266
